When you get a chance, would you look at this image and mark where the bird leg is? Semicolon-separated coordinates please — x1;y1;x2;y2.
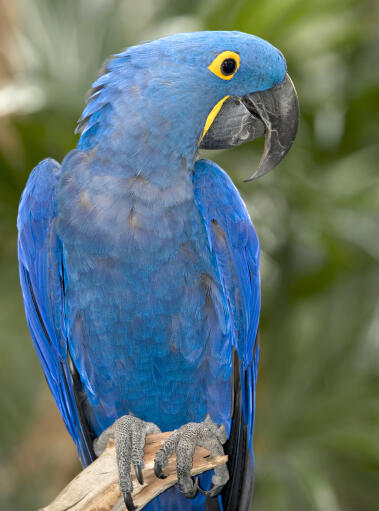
93;415;161;511
154;415;229;499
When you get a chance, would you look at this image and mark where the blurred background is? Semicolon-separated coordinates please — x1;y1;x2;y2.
0;0;378;509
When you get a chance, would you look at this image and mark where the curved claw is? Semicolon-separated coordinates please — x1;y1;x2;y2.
123;491;137;511
181;477;199;499
198;483;224;498
154;461;168;479
134;464;144;485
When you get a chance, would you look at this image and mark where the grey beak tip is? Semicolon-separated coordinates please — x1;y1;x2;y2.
244;172;265;183
244;158;275;182
244;72;299;181
244;173;259;183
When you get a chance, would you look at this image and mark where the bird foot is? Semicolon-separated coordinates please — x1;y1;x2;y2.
93;415;161;511
154;415;229;499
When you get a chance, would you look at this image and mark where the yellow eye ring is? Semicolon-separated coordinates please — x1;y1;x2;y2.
208;51;240;80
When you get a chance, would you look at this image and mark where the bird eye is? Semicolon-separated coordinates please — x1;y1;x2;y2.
208;51;240;80
221;58;237;76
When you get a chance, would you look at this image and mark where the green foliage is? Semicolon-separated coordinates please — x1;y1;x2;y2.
0;1;378;509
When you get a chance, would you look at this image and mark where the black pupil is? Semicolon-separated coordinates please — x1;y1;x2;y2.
221;58;237;76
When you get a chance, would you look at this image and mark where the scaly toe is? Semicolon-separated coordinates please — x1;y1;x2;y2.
154;460;168;479
179;477;199;499
134;463;144;485
123;491;137;511
199;483;224;498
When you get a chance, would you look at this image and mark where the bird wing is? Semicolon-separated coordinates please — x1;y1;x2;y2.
17;158;94;466
194;158;261;510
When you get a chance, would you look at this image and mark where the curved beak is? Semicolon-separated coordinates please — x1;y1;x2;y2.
199;73;299;181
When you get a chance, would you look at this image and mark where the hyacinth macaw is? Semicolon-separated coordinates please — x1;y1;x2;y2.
17;31;298;510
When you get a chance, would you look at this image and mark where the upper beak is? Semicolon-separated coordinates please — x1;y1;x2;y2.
199;73;299;181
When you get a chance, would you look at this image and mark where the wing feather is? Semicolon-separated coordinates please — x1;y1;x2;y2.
17;158;94;466
194;159;261;511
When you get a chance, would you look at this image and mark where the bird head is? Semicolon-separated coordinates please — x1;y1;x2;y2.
78;31;298;181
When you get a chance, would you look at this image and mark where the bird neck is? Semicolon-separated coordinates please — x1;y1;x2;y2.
77;76;206;187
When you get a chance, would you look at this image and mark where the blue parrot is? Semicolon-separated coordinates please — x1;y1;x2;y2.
17;31;298;510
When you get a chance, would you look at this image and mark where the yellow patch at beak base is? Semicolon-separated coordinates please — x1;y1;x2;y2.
201;95;230;141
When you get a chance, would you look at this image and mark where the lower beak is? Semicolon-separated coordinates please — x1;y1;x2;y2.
199;73;299;181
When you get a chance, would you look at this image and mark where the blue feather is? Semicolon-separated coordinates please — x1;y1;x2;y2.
194;158;260;452
17;159;93;465
17;30;288;509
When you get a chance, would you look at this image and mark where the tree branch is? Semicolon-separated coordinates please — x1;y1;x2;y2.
40;431;228;511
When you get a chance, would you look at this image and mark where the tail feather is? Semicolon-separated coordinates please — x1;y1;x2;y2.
217;350;255;511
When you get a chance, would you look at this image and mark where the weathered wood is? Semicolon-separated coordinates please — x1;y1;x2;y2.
40;431;228;511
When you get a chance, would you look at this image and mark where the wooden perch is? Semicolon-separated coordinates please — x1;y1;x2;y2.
41;431;228;511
